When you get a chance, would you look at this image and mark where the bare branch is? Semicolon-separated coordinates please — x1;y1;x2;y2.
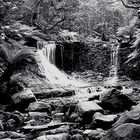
120;0;140;9
45;17;66;32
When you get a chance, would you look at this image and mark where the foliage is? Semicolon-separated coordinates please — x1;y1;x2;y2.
0;0;139;81
59;29;79;42
126;29;140;67
0;41;38;82
117;8;140;79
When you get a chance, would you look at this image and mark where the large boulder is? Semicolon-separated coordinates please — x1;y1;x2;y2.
113;103;140;128
100;88;136;112
102;123;140;140
78;101;103;124
11;88;36;111
26;102;51;113
92;112;118;129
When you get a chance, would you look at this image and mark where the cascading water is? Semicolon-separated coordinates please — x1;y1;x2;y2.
36;41;86;87
45;43;56;65
109;44;119;78
106;43;119;86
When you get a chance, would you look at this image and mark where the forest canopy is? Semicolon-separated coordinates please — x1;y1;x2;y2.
0;0;140;80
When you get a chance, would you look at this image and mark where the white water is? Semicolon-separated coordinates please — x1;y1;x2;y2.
105;44;119;86
36;41;87;87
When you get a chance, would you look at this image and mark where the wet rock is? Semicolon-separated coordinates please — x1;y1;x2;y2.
11;88;36;111
28;112;51;125
0;105;9;111
78;101;103;124
88;129;106;140
0;120;4;130
0;82;11;105
93;100;102;105
25;119;37;126
70;113;82;123
39;125;69;135
92;112;118;129
100;88;136;112
133;87;139;92
0;111;23;131
83;129;92;138
41;98;66;112
23;121;72;131
53;113;65;123
0;131;26;139
70;129;83;135
26;102;51;113
102;123;140;140
113;85;123;90
72;134;84;140
62;103;79;121
78;101;103;113
35;133;71;140
34;89;75;99
113;103;140;128
88;95;100;101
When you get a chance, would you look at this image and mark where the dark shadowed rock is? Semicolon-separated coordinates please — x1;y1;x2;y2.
100;88;136;112
0;131;26;139
26;102;51;113
78;101;103;124
28;112;52;125
92;112;118;129
72;134;84;140
0;111;24;131
113;85;123;90
11;88;36;111
88;95;100;101
113;103;140;128
88;129;106;140
70;129;83;135
70;113;82;123
102;123;140;140
34;89;75;99
38;125;69;136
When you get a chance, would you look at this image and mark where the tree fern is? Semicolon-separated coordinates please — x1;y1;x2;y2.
126;29;140;67
0;42;39;82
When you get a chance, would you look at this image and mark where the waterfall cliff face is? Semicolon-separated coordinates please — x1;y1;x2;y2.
36;41;86;87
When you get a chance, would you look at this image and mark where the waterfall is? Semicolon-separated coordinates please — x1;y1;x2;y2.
45;43;56;65
109;44;119;78
105;43;119;86
36;41;86;87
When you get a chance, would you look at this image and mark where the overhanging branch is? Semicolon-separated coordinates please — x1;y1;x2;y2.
120;0;140;9
45;18;66;32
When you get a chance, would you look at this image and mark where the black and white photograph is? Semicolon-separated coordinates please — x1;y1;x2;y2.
0;0;140;139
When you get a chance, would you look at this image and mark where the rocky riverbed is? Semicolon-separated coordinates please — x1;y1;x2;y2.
1;76;140;140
